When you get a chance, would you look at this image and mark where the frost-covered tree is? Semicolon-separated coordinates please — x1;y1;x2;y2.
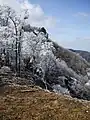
0;5;29;74
0;5;49;76
21;31;56;89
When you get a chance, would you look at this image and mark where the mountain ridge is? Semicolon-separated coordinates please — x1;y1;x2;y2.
69;49;90;63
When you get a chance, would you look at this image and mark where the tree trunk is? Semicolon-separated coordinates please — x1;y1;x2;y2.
9;16;18;72
15;37;18;72
18;30;22;76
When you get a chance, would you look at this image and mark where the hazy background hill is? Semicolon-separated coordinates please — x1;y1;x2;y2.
69;49;90;63
53;42;90;75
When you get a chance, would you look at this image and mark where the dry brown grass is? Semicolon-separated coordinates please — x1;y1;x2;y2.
0;85;90;120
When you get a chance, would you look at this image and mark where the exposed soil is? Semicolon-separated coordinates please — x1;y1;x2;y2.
0;84;90;120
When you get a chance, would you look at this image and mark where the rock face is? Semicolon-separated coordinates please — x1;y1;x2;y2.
0;66;11;74
53;84;69;95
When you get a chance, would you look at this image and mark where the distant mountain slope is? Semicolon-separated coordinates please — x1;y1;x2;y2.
69;49;90;63
50;41;90;75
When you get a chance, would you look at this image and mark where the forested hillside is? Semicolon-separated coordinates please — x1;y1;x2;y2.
0;5;90;100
